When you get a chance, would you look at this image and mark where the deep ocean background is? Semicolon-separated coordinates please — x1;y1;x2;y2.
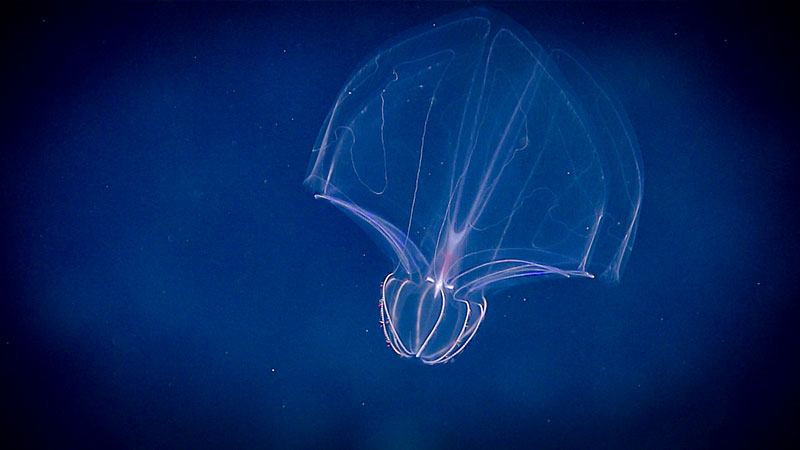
2;2;798;448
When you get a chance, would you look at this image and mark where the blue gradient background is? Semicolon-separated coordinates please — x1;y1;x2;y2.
2;2;797;448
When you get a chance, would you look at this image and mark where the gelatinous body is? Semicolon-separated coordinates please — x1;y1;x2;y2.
305;8;643;364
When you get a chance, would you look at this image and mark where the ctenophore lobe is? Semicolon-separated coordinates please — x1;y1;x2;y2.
305;8;643;364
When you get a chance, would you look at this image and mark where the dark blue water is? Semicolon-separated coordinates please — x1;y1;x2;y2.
2;3;797;448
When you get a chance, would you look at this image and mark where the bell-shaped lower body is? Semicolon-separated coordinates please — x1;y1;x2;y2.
380;275;487;365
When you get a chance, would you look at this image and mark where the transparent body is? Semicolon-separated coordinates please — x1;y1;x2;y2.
305;8;643;364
